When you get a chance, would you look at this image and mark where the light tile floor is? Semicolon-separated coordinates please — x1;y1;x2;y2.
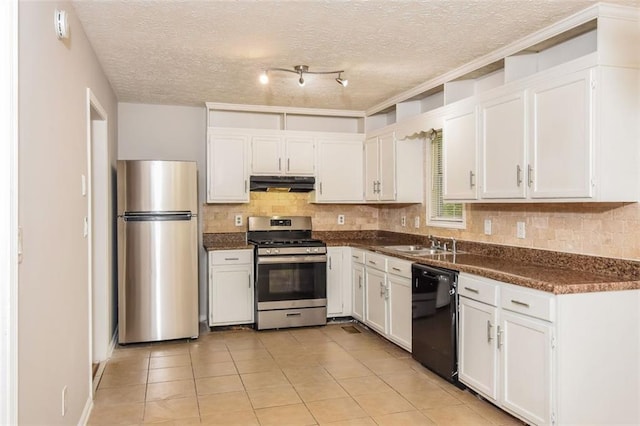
89;323;524;425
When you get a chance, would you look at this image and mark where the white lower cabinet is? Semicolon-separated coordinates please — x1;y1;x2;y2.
364;265;387;335
208;250;254;326
458;296;499;402
500;310;553;425
357;251;412;352
386;258;412;352
458;272;554;425
351;249;365;322
459;272;640;426
326;247;352;318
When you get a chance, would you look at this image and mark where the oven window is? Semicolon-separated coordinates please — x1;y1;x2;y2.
256;261;326;302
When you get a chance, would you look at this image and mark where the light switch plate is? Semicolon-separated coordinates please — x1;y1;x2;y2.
517;221;526;239
234;214;243;227
337;214;345;225
484;219;492;235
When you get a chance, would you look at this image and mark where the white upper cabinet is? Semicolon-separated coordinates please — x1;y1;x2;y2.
364;128;423;203
443;103;479;201
251;135;315;176
285;137;315;175
206;131;249;203
480;89;527;199
313;136;364;203
529;68;593;199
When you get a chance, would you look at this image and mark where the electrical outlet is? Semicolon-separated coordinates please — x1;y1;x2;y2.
484;219;492;235
517;221;526;239
401;216;406;227
414;216;420;228
61;385;67;416
337;214;345;225
234;214;243;227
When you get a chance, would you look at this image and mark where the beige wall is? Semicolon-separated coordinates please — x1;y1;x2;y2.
203;193;379;232
379;202;640;261
18;2;118;424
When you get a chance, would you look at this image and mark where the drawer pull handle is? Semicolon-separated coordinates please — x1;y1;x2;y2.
464;287;479;293
224;257;240;261
368;261;377;265
511;299;530;308
487;320;493;342
286;312;302;317
391;267;401;272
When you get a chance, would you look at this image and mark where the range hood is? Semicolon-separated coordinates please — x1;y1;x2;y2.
250;175;315;192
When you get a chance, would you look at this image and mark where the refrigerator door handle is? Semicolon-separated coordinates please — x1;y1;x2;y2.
124;211;193;222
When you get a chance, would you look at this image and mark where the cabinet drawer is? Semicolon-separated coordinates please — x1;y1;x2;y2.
387;258;412;278
210;249;253;265
458;273;499;306
501;284;555;322
351;249;365;264
365;252;387;271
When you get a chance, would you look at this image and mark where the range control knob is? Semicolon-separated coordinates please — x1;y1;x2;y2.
265;249;271;254
306;248;311;253
313;247;319;253
274;249;280;254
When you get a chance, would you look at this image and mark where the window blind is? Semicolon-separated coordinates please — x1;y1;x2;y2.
430;131;463;222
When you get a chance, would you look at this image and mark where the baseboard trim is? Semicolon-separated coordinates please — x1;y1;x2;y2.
78;396;94;426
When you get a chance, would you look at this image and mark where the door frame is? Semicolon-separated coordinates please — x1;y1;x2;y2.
0;0;19;423
86;89;109;396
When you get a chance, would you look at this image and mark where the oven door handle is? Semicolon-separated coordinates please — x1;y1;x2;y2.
257;255;328;264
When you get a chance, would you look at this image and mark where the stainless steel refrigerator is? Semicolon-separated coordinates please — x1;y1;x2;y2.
117;160;199;344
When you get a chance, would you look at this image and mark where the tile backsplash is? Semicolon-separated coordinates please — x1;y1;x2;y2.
202;192;379;233
378;202;640;261
202;193;640;260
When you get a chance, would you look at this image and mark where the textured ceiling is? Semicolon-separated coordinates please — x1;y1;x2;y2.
71;0;639;111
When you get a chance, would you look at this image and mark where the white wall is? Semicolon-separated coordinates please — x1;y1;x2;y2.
18;1;118;424
118;103;208;319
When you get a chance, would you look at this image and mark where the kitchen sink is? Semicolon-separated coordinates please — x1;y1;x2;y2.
382;245;449;256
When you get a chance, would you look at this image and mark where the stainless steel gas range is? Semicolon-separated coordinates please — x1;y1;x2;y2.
247;216;327;330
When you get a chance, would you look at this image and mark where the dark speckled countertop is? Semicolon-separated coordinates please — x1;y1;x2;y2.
204;231;640;295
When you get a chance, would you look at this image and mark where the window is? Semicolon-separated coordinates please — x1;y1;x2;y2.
427;130;465;228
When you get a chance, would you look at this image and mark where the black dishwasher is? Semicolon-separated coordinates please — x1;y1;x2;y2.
411;263;460;385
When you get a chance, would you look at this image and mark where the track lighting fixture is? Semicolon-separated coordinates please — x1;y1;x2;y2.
259;65;348;87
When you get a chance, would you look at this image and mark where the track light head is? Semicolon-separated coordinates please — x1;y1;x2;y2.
298;76;305;87
336;73;348;87
259;71;269;85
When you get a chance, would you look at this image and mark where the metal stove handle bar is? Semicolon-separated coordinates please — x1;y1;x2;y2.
257;255;327;264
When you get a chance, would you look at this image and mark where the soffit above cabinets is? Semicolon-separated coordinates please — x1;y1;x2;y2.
70;0;639;110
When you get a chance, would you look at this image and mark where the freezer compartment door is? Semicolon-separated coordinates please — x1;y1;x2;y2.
117;160;198;214
118;217;198;343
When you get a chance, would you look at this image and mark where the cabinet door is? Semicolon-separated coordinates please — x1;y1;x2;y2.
443;105;478;200
326;247;344;317
387;274;411;351
480;91;527;199
352;263;365;322
458;296;499;402
529;68;594;199
207;133;249;202
209;265;253;326
364;136;379;200
500;311;553;426
378;133;396;201
316;138;364;202
365;268;387;335
285;137;315;175
251;135;282;175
